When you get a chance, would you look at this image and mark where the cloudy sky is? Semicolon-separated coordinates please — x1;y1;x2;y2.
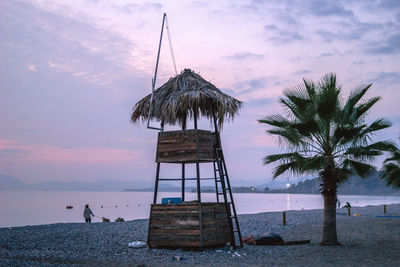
1;0;399;185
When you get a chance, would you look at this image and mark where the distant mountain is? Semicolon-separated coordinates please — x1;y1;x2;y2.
0;174;26;190
0;174;306;192
0;174;154;191
3;172;398;195
233;177;311;190
270;170;400;195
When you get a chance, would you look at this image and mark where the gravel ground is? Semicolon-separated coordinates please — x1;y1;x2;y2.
1;203;399;266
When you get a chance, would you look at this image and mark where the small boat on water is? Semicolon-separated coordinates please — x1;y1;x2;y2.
66;205;73;209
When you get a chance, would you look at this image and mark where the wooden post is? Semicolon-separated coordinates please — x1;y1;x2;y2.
194;109;201;202
384;205;387;214
153;163;161;204
181;119;186;202
282;212;286;226
152;119;164;204
347;206;351;216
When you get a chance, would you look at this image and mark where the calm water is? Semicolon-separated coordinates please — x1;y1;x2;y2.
1;190;400;228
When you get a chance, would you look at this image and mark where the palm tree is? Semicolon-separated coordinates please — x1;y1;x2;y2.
259;73;395;245
382;146;400;188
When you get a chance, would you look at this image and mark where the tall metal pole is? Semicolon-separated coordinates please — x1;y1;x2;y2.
147;13;166;131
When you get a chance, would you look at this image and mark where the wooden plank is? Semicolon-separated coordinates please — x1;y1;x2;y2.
151;205;199;211
150;228;219;235
151;229;201;235
151;210;199;214
148;240;201;247
152;204;199;209
151;219;199;226
148;234;200;242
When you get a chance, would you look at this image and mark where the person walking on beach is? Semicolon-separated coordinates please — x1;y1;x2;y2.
83;204;94;223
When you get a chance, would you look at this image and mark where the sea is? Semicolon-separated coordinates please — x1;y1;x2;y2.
1;190;400;228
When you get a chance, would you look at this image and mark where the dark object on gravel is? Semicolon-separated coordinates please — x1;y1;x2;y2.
102;217;110;222
242;233;310;246
115;217;125;222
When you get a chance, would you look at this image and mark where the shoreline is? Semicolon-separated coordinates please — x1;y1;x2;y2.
3;200;400;230
2;200;400;230
1;203;400;266
2;191;400;229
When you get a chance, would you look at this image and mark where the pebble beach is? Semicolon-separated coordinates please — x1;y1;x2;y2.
1;203;399;266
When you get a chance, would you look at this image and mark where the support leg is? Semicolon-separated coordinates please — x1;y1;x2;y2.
196;163;201;202
153;162;161;204
181;163;185;202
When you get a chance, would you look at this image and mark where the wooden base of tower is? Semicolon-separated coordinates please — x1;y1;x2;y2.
147;202;231;248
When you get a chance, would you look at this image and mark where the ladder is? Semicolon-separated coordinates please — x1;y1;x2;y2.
213;147;243;248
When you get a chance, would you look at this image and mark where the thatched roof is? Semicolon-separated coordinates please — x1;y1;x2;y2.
131;69;242;127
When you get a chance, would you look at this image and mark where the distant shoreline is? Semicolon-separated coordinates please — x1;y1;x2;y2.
2;188;400;196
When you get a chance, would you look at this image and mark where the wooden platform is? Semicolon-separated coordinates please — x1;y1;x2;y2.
156;129;216;163
147;202;231;248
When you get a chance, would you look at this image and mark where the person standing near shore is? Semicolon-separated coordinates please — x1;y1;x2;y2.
83;204;94;223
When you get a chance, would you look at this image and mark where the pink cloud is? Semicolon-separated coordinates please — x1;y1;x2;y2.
0;139;140;165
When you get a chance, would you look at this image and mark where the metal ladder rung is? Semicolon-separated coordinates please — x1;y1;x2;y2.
158;177;215;181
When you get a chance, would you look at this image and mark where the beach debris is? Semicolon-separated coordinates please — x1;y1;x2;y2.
234;251;241;257
172;256;187;261
115;217;125;222
228;251;242;258
242;232;310;246
102;217;110;222
243;233;283;245
128;241;147;248
66;205;73;209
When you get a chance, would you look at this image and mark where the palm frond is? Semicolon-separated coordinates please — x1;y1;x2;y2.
343;84;372;115
258;114;291;128
381;163;400;188
342;159;376;178
354;96;380;120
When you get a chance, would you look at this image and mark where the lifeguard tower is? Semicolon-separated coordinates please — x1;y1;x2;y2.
131;69;243;248
130;13;242;248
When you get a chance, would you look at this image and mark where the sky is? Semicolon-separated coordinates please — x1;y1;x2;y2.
1;0;399;185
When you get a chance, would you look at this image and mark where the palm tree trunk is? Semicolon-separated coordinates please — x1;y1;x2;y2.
320;193;339;245
320;165;340;245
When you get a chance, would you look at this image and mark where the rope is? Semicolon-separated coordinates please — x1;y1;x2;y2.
165;15;178;76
